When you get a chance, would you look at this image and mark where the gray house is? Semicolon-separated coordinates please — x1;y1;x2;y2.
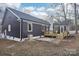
1;7;50;40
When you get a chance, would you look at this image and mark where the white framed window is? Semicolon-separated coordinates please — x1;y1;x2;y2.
8;24;11;32
46;25;49;31
27;23;33;32
4;29;7;35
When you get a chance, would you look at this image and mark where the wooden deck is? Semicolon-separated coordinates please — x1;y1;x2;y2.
44;31;69;39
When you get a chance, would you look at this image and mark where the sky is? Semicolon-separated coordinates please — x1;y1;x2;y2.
20;3;61;8
19;3;62;12
20;3;48;8
18;3;62;19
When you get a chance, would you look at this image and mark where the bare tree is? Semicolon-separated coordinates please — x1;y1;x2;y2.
74;3;78;34
61;3;67;31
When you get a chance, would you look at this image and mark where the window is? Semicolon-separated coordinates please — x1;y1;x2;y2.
46;26;49;31
4;29;7;35
42;26;45;32
8;24;11;32
27;23;32;32
0;9;2;12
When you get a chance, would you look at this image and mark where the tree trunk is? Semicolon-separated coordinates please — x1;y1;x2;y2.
74;3;78;34
62;3;67;31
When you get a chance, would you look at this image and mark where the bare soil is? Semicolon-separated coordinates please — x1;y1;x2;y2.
0;36;79;56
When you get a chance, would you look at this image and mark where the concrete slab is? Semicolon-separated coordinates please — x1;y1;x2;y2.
35;37;54;42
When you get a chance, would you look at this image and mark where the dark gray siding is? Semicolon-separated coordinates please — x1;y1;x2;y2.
33;24;43;36
2;9;20;38
22;21;44;38
22;22;27;38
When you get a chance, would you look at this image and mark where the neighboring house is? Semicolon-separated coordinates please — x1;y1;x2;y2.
53;23;66;33
1;7;50;40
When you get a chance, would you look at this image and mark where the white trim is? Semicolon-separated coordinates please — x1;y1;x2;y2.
33;36;40;39
23;20;49;26
1;35;41;42
8;24;11;32
27;22;33;32
7;8;20;19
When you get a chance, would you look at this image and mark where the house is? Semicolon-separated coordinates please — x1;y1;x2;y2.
53;22;67;33
1;7;50;41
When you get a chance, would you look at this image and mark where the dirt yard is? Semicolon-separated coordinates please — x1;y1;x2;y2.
0;36;79;56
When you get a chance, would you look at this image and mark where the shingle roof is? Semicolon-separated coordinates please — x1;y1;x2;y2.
7;7;50;25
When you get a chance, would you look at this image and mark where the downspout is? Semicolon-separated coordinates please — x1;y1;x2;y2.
20;19;23;41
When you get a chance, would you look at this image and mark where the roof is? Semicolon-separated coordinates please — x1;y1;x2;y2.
7;7;50;25
53;19;72;26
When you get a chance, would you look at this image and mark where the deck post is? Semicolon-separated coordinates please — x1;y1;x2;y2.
48;25;50;34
